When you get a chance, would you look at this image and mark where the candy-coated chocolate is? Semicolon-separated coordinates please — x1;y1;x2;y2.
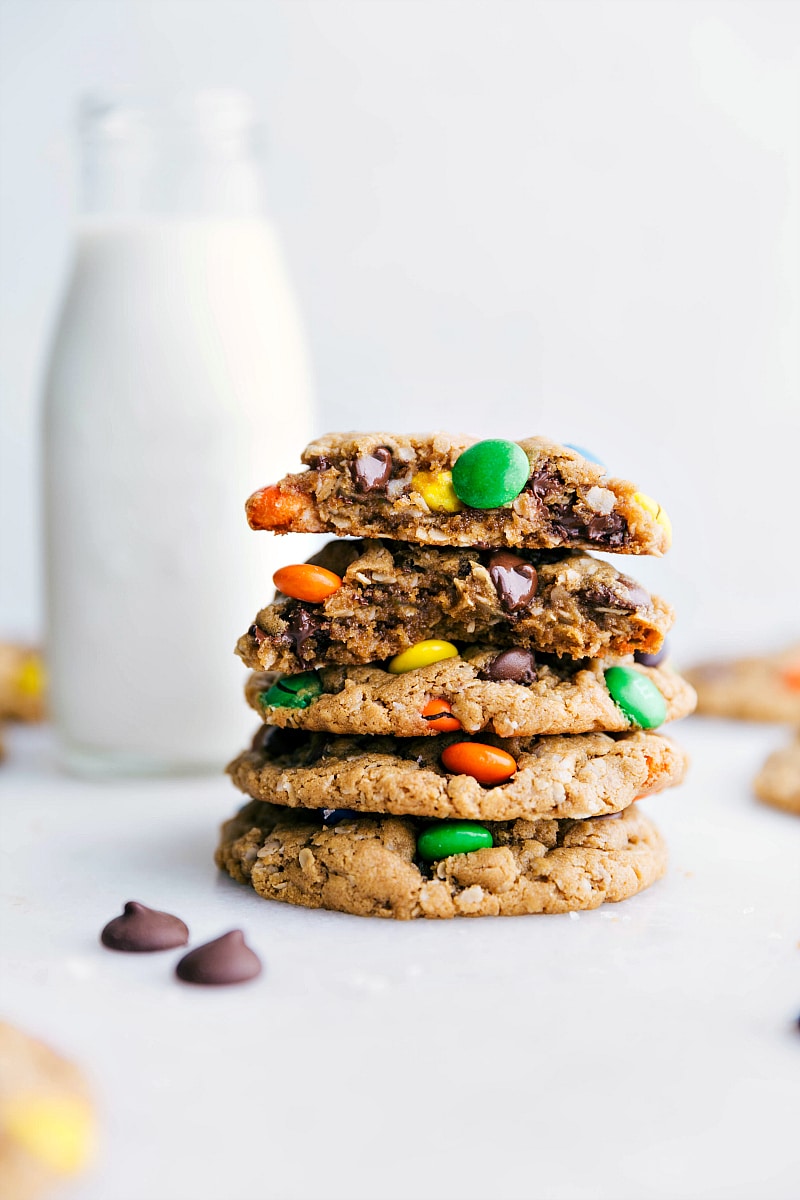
451;439;530;509
388;640;459;674
634;642;669;669
321;808;360;825
440;741;517;784
4;1096;95;1174
15;653;45;698
416;820;494;862
260;672;322;709
604;666;667;729
273;563;343;603
780;661;800;691
421;697;462;732
411;469;464;513
564;442;605;467
633;492;672;543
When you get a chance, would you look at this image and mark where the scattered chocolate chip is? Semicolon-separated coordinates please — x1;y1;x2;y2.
284;607;323;655
101;901;189;953
586;512;629;548
487;552;538;612
617;576;651;609
350;448;393;493
314;456;332;471
635;642;669;669
479;648;537;684
175;930;261;987
248;624;268;645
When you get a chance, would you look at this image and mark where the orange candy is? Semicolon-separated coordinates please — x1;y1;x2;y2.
779;661;800;692
440;741;517;785
421;698;462;732
273;563;343;603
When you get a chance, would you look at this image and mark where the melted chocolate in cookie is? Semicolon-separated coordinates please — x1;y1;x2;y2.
487;552;538;612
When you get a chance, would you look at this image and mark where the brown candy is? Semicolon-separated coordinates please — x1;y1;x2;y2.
350;448;393;493
487;552;538;612
479;648;537;684
175;930;262;987
101;901;189;953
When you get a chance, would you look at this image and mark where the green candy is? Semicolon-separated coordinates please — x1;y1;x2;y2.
416;820;494;862
451;439;531;509
259;671;322;710
604;666;667;729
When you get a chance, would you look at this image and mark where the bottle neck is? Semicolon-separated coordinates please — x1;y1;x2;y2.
79;92;265;219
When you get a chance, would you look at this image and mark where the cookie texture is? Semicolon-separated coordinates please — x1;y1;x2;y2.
228;727;687;821
216;800;667;919
0;644;45;723
247;650;696;738
0;1022;94;1200
685;643;800;722
753;736;800;815
239;538;674;672
245;433;670;555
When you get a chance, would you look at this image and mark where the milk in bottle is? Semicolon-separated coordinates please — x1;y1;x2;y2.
42;93;315;773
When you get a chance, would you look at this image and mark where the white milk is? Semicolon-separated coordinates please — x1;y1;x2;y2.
43;216;314;772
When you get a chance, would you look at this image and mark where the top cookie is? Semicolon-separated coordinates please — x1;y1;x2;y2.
245;433;672;554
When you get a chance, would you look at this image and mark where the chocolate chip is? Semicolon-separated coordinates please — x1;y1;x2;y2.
487;552;538;612
479;648;537;684
586;512;629;548
635;642;669;669
175;930;262;987
350;448;393;493
248;624;268;645
101;901;189;953
584;580;650;613
284;607;323;655
528;465;563;499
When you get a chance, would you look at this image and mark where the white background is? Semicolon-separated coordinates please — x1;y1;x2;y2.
1;8;800;1200
1;0;799;655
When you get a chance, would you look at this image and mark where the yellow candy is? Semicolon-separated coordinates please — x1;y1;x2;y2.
388;640;459;674
411;470;464;513
4;1094;95;1174
634;492;672;543
15;654;45;699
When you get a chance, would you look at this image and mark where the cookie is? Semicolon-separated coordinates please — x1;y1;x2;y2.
0;644;46;723
753;736;800;815
245;433;671;555
246;649;696;738
239;538;674;672
0;1022;95;1200
215;800;667;919
685;643;800;722
228;726;687;821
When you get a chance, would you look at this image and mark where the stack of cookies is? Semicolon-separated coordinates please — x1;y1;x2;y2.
216;434;696;919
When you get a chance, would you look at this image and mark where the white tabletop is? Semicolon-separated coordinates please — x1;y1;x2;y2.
1;718;798;1200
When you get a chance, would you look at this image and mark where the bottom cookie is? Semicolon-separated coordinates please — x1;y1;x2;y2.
753;735;800;816
216;800;667;919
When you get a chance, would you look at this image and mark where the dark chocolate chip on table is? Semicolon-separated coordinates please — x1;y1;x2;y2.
479;648;538;685
350;448;393;492
487;552;538;612
101;901;189;952
634;641;669;669
175;930;262;986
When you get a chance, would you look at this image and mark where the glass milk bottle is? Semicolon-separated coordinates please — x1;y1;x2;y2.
42;93;315;774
